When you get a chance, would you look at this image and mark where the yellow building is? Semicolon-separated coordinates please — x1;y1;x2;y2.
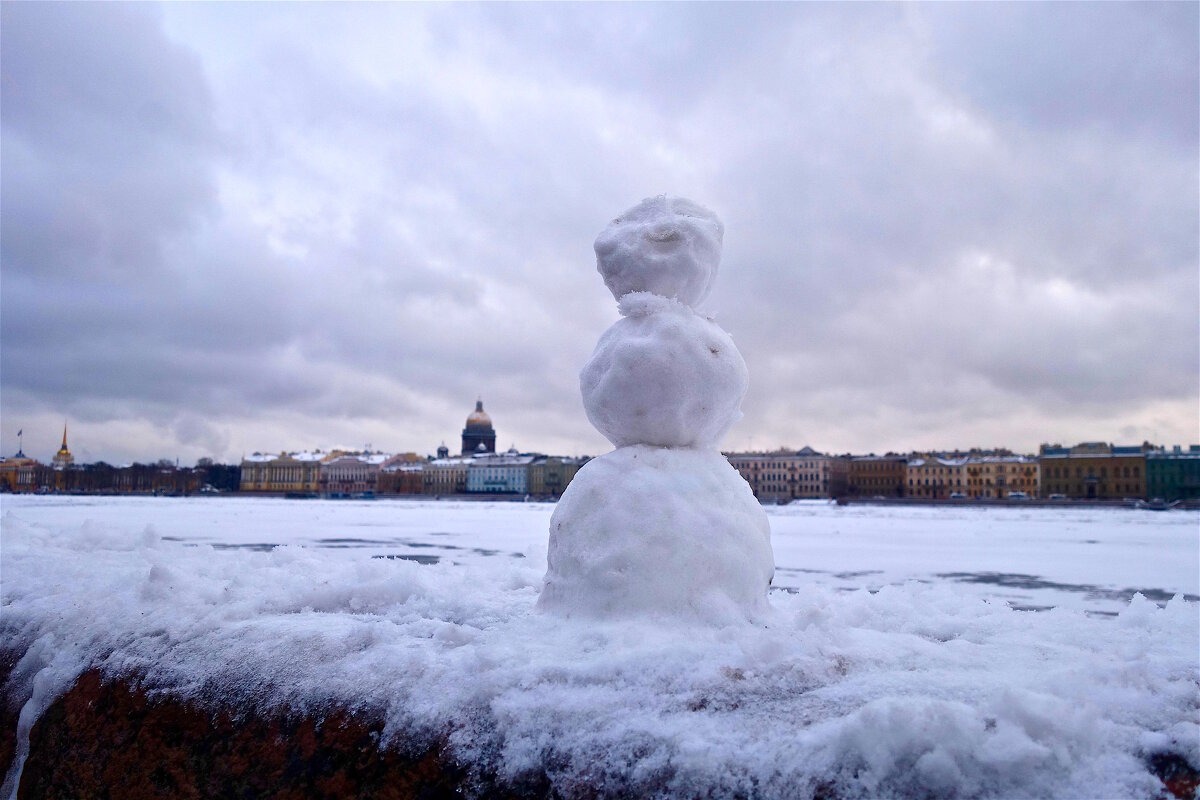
0;452;37;492
1038;443;1147;500
964;456;1038;499
527;456;586;497
906;455;967;499
239;451;327;495
423;457;470;496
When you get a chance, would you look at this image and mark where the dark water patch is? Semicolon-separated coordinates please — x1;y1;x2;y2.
1008;604;1054;612
372;554;441;565
939;572;1078;592
775;567;827;575
833;570;883;580
938;572;1198;606
211;543;278;552
1099;587;1199;605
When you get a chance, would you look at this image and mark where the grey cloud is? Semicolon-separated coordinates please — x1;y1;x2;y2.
1;2;218;281
1;2;1195;463
923;3;1199;148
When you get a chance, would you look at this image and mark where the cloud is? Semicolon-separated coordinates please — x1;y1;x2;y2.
1;3;1195;465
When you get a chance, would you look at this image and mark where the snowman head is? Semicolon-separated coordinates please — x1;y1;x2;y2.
594;195;723;309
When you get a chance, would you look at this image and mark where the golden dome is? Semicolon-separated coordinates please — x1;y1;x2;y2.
465;399;493;430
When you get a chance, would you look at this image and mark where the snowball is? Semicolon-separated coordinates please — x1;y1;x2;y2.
537;446;774;624
580;296;748;449
594;195;723;308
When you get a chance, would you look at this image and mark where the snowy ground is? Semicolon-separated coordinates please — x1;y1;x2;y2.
2;495;1198;798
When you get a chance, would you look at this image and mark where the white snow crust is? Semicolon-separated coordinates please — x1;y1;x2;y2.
2;498;1197;799
537;447;773;623
580;294;748;449
593;196;723;308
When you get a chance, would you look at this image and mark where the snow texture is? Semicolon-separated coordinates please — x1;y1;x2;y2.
538;447;773;623
580;293;748;449
546;196;770;623
594;195;723;308
2;500;1197;799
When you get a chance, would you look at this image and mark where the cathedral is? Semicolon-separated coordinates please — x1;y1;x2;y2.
461;399;496;455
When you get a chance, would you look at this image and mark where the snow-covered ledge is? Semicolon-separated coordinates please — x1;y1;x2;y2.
3;512;1198;798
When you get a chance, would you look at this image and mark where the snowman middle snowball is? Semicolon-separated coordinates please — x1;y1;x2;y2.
581;292;748;449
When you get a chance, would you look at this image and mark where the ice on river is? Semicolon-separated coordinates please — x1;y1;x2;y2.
2;495;1197;798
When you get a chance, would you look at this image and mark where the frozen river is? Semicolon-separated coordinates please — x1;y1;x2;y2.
3;494;1196;616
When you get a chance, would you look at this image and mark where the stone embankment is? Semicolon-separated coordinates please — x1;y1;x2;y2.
3;654;1197;800
1;656;550;799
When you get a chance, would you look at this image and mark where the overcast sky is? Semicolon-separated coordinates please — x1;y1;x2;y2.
2;2;1197;466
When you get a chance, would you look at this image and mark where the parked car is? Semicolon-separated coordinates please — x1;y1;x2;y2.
949;492;967;499
1007;491;1030;500
1048;493;1067;500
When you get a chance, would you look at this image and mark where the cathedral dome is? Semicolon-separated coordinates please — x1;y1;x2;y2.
461;399;496;455
465;400;493;430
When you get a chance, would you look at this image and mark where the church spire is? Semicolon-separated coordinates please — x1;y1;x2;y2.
53;421;74;469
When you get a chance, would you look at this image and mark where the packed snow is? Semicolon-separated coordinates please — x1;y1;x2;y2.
580;293;748;449
593;195;723;308
2;496;1197;798
539;447;773;623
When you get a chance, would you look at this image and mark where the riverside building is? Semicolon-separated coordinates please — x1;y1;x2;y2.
465;448;536;494
320;452;390;498
725;447;848;501
963;456;1039;499
847;455;907;498
239;451;327;495
1145;445;1200;502
906;455;967;499
424;456;470;496
1038;442;1149;500
378;454;427;496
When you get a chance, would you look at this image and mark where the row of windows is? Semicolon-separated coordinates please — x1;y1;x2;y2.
246;467;317;481
739;461;830;470
1045;465;1139;479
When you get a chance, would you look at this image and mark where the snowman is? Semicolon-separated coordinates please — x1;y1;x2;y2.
538;196;775;624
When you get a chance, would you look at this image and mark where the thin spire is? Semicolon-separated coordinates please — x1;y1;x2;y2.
62;422;68;449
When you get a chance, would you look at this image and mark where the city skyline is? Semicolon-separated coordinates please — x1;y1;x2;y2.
2;3;1197;466
3;410;1194;469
